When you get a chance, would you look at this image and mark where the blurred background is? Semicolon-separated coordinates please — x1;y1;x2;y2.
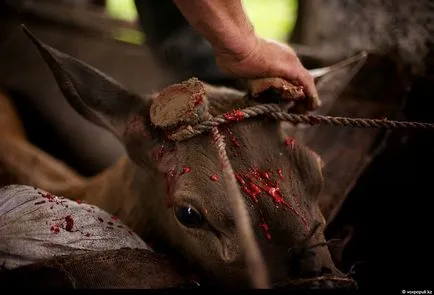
105;0;298;44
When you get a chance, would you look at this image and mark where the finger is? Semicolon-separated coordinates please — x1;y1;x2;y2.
300;70;321;110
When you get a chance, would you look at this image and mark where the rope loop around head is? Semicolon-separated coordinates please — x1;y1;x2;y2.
167;103;434;142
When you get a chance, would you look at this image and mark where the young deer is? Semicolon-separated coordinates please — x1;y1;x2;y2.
0;27;357;288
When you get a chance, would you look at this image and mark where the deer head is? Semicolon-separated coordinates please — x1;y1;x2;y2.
23;27;355;289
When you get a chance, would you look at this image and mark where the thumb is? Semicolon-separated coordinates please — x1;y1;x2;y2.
296;70;321;110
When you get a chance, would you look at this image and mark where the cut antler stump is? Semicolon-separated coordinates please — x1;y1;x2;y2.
247;77;305;102
150;78;210;130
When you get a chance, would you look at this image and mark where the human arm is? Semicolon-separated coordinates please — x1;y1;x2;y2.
172;0;320;109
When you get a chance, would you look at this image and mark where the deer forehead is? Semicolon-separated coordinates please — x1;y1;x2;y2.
155;118;323;226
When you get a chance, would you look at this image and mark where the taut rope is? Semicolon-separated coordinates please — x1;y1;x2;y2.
168;103;434;141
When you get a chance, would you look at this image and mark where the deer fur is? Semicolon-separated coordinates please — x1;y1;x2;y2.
0;27;356;288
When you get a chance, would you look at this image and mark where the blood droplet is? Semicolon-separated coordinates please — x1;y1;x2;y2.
258;219;272;240
50;225;60;234
210;174;219;181
223;110;244;122
65;215;74;232
76;199;83;204
111;215;119;221
180;165;191;175
226;128;240;148
284;137;296;147
277;168;284;180
42;192;55;202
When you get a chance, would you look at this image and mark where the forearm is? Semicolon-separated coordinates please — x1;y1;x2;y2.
173;0;258;60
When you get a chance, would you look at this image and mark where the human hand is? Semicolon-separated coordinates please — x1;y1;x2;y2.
214;37;321;110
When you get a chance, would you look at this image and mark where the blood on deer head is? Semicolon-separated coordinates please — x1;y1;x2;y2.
20;26;356;289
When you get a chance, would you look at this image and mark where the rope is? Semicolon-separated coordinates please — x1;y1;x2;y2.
168;104;434;141
211;127;270;288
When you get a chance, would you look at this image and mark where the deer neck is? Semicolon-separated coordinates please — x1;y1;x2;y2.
65;156;163;234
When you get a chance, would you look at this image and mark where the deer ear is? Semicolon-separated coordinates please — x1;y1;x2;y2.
22;25;148;139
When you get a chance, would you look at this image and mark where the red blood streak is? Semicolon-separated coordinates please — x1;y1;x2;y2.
235;174;261;203
98;217;104;223
226;128;240;148
42;192;55;201
65;215;74;232
107;222;114;226
277;168;284;180
180;166;191;175
235;174;246;185
193;93;204;106
236;167;309;230
259;181;308;229
210;174;219;181
261;171;271;180
284;137;296;147
50;225;60;234
258;220;272;240
111;215;119;221
223;110;244;122
42;193;69;207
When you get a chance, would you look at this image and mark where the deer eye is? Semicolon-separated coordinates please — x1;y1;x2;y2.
175;206;205;228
